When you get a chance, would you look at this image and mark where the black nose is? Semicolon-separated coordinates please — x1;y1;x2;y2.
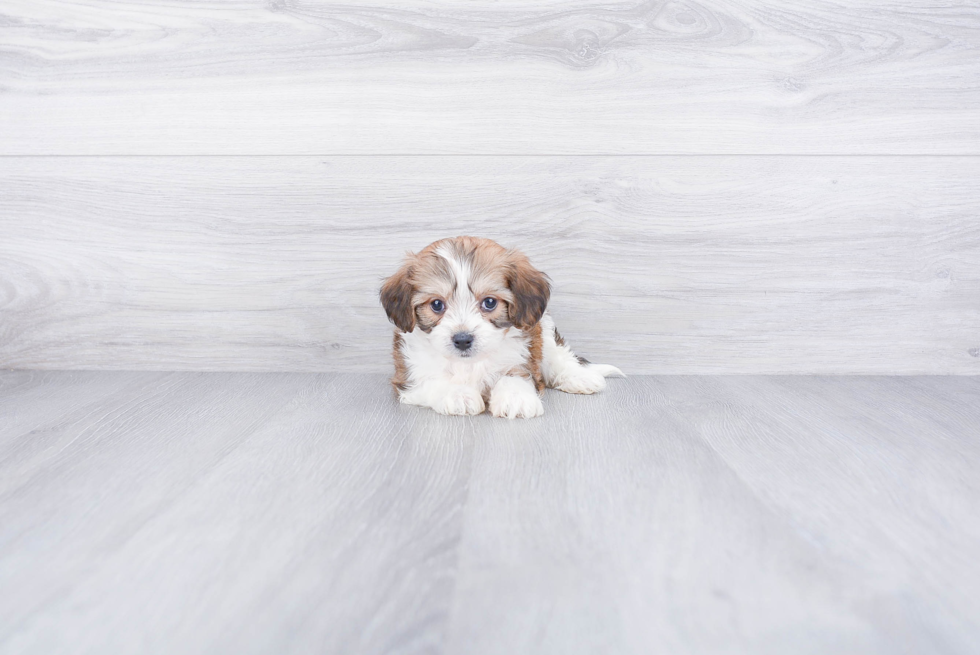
452;332;474;351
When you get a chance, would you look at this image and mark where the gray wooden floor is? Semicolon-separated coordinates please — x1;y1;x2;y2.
1;371;978;654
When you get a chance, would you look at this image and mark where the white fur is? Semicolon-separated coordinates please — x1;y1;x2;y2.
539;314;624;395
489;375;544;419
398;324;528;415
400;379;485;416
436;243;471;300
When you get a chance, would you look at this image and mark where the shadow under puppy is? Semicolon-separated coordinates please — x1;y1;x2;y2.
380;236;623;418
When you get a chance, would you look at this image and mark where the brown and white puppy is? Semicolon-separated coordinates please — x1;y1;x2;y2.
380;236;623;418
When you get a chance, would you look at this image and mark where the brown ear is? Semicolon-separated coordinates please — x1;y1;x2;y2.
506;250;551;329
380;259;417;333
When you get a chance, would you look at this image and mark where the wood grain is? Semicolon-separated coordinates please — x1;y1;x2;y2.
2;372;979;653
447;374;980;654
1;0;978;154
0;372;473;654
2;156;978;374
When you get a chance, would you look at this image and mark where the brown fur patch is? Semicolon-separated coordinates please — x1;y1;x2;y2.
505;322;544;394
391;332;409;392
409;250;455;298
476;294;510;326
505;250;551;329
381;246;455;333
379;258;418;333
526;322;545;393
413;299;444;333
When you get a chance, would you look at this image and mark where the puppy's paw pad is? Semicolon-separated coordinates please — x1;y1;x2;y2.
434;386;485;416
489;377;544;419
555;368;607;395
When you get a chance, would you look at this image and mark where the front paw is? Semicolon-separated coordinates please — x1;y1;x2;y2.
489;376;544;419
433;385;486;416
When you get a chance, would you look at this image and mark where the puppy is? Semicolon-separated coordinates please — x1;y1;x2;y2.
380;236;623;418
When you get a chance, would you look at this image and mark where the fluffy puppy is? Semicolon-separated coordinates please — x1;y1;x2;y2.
380;236;623;418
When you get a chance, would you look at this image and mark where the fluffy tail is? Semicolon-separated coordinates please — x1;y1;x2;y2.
587;363;626;378
539;314;625;394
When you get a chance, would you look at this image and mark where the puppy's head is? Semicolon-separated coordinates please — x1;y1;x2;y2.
380;237;550;358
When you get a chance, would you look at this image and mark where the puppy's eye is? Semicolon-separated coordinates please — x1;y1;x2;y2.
480;297;497;312
430;299;445;313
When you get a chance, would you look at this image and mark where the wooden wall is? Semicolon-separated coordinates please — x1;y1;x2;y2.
1;0;978;373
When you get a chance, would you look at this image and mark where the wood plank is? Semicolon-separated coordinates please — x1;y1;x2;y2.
0;372;303;630
446;375;980;654
661;375;980;653
0;370;163;443
0;372;472;654
446;379;876;653
1;372;978;653
2;156;978;374
0;371;175;480
1;1;979;154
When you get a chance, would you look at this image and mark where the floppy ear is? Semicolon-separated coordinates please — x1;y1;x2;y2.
380;258;417;333
505;250;551;329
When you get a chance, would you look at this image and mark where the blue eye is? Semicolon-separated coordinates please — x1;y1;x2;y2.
430;299;445;313
481;297;497;311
